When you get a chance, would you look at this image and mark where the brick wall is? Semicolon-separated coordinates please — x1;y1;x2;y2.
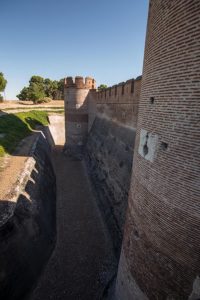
85;77;141;254
64;76;96;159
95;77;141;129
116;0;200;299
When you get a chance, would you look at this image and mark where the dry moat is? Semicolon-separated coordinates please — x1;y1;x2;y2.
0;1;200;299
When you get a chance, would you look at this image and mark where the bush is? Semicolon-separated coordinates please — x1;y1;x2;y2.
35;97;52;104
0;94;3;103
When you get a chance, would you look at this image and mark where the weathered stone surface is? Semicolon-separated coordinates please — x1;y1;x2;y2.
85;115;136;255
48;115;65;146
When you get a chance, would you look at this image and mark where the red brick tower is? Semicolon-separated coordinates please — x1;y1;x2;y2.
116;1;200;299
64;76;96;159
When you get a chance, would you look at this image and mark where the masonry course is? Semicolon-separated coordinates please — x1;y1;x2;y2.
116;0;200;299
0;0;199;299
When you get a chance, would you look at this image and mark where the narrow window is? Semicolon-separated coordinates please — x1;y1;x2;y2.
131;80;134;93
150;97;155;104
122;85;124;95
115;86;117;96
161;142;168;150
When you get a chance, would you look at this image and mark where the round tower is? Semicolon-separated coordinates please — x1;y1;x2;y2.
64;76;96;159
116;0;200;299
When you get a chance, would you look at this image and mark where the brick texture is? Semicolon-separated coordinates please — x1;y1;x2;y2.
117;0;200;299
96;77;141;129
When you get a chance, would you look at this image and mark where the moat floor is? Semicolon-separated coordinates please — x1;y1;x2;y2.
29;146;116;300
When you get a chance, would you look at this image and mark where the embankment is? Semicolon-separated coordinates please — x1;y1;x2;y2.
0;133;56;300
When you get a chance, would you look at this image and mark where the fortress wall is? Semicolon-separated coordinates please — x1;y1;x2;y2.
85;117;136;254
96;77;141;128
85;78;141;254
116;0;200;299
0;133;56;300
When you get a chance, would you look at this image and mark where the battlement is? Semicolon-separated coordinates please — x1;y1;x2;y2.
96;76;142;103
64;76;96;90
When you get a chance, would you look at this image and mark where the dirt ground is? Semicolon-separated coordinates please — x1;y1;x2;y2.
29;146;117;300
0;132;41;201
0;100;64;110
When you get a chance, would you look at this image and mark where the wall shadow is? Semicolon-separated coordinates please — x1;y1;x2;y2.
0;113;57;300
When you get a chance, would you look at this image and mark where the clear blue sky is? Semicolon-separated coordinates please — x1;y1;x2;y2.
0;0;148;99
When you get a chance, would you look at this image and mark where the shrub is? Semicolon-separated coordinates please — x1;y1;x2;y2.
35;97;52;104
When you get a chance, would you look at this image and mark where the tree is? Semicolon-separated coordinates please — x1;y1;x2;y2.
57;79;64;99
29;75;44;85
0;72;7;94
28;83;45;103
17;75;64;102
0;73;7;101
98;84;108;91
16;87;30;101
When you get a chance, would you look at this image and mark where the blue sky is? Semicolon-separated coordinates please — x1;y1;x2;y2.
0;0;148;99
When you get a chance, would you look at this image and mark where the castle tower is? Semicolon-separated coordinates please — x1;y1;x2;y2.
64;76;96;159
116;1;200;299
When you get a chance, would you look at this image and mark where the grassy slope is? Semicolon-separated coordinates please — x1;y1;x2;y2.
0;111;49;157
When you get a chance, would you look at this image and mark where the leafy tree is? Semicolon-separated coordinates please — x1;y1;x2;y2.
44;79;59;99
56;79;64;99
50;80;59;99
28;83;45;103
98;84;108;91
16;87;30;101
17;75;64;102
0;72;7;92
0;73;7;101
29;75;44;85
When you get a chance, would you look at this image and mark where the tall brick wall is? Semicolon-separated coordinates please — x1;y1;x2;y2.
96;77;141;128
116;0;200;299
85;77;142;254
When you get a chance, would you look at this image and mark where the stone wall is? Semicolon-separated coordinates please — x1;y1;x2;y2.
85;117;136;255
0;133;56;300
116;0;200;299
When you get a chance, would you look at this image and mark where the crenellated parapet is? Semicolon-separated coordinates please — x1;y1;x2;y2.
64;76;96;90
93;76;142;129
96;76;142;104
64;74;142;156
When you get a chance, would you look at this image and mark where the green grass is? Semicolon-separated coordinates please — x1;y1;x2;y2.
0;110;49;157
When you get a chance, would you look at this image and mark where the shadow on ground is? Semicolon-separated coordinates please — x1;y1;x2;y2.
0;132;56;300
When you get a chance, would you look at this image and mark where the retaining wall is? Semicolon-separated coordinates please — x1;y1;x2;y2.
85;77;141;254
0;133;56;300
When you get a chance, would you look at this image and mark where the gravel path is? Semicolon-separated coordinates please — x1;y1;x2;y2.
29;146;117;300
